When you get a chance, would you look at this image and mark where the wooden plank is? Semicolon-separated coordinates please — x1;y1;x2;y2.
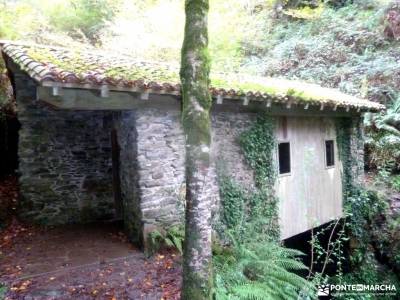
36;86;365;118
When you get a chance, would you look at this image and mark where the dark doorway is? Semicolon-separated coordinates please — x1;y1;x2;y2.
0;113;20;178
111;128;123;219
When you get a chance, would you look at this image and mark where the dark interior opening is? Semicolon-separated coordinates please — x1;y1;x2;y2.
0;114;20;178
325;140;335;167
278;142;291;174
111;128;123;220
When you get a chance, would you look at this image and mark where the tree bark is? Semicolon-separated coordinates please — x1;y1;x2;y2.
180;0;213;299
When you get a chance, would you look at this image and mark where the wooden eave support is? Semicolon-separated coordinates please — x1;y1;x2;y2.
243;96;249;106
140;92;149;100
52;86;61;96
100;85;109;98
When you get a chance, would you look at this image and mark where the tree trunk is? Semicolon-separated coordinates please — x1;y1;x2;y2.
180;0;213;299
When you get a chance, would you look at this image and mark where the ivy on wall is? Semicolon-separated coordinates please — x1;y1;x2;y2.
239;115;277;188
217;114;279;243
335;118;354;197
335;118;369;251
334;118;400;292
335;118;387;256
218;177;245;232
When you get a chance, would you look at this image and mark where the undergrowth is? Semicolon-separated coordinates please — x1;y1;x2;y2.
146;226;184;257
213;234;315;299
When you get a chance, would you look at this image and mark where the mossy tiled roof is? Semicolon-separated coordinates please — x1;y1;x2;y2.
1;41;385;112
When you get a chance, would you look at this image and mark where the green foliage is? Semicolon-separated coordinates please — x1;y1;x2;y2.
0;283;6;299
147;226;184;257
244;1;398;102
239;115;277;188
239;115;279;241
0;0;119;46
46;0;119;43
165;226;184;254
218;175;279;244
375;213;400;272
335;120;400;291
332;253;400;300
218;177;246;231
327;177;398;298
214;235;315;299
346;189;388;260
336;117;388;261
391;175;400;192
334;117;399;289
365;96;400;172
335;118;355;195
0;59;14;111
0;1;43;40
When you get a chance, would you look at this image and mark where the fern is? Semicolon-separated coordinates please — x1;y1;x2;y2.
146;226;184;256
232;283;279;300
166;226;184;254
214;237;315;300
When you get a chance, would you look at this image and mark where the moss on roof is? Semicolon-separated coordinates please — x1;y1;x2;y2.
1;41;385;111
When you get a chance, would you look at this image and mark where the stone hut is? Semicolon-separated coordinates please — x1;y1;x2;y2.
0;41;384;246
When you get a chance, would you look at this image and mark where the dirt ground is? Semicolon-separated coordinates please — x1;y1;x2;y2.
0;177;181;300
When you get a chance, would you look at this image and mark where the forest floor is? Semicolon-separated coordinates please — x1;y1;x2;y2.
0;176;181;300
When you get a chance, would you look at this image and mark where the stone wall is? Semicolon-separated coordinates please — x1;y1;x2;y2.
113;111;141;243
113;108;186;244
13;70;115;225
113;106;256;244
211;112;256;189
136;108;186;230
